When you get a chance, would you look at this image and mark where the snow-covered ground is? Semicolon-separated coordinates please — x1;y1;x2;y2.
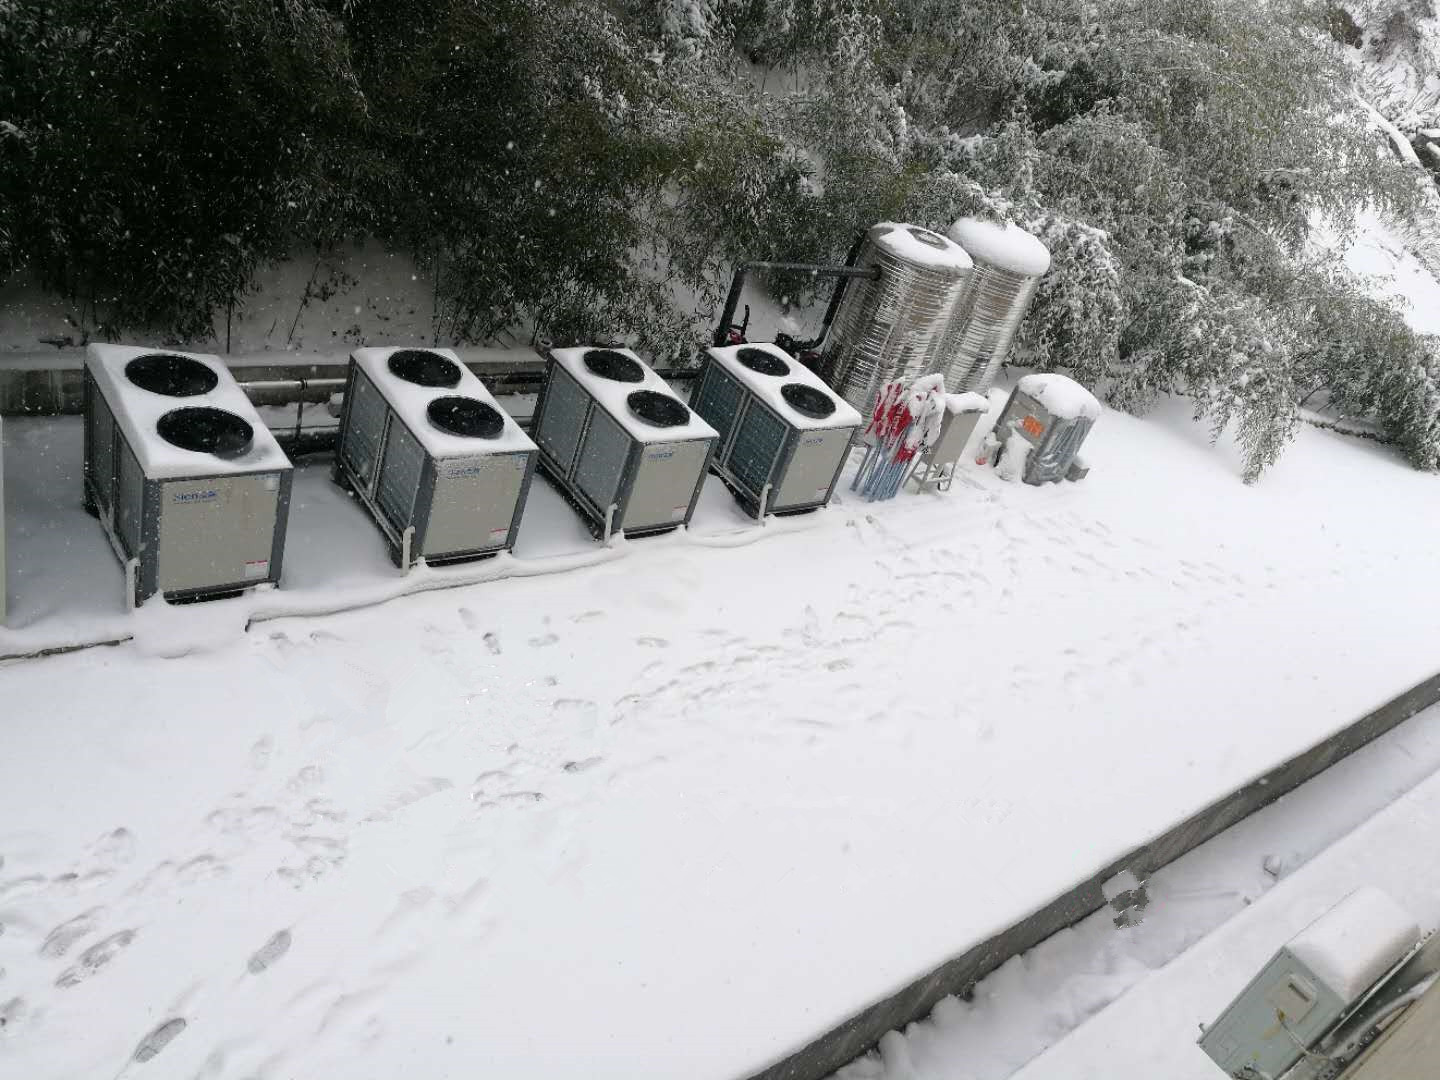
4;373;1440;1078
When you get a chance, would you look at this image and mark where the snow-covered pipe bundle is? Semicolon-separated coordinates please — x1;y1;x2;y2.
932;218;1051;393
821;223;973;417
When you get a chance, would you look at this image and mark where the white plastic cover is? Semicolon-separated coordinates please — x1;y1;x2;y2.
1288;887;1421;1004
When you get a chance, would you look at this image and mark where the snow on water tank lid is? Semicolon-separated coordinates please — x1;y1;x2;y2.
871;222;973;272
1016;373;1100;422
947;217;1051;276
1288;887;1421;1003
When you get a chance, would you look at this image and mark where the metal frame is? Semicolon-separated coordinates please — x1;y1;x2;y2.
331;360;537;569
531;356;714;539
691;356;854;520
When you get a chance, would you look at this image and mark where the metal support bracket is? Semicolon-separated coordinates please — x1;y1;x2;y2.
401;525;415;572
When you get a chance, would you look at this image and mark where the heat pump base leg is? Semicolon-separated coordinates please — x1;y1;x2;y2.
603;504;617;546
401;526;415;572
125;557;139;611
758;483;771;525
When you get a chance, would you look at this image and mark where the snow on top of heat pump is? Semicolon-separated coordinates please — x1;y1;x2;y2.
707;343;863;432
947;217;1052;277
945;391;990;415
1287;886;1421;1003
85;343;290;479
351;346;536;459
1017;373;1101;422
551;346;719;445
871;222;974;273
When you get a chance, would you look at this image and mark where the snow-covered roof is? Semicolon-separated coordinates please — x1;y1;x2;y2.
351;346;535;459
706;343;863;432
1288;887;1420;1003
1017;373;1101;422
550;346;718;445
871;222;973;273
85;343;289;479
945;391;990;415
948;218;1051;276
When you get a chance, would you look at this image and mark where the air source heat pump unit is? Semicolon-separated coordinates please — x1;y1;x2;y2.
334;347;537;567
532;347;718;539
691;342;861;517
83;344;293;606
1198;887;1422;1079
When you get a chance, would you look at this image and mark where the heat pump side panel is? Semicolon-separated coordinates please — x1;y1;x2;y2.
727;398;788;499
690;362;745;452
376;420;424;534
774;425;855;510
339;366;389;495
423;451;533;558
623;439;711;531
84;371;118;516
574;404;631;517
534;364;590;478
156;473;286;593
116;436;146;559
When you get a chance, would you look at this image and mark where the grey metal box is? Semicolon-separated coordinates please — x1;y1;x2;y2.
692;347;860;518
991;381;1096;485
332;352;537;567
82;357;293;607
1199;947;1349;1078
531;350;717;538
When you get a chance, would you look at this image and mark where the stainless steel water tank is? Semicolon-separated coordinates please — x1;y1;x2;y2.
821;222;973;415
933;218;1051;393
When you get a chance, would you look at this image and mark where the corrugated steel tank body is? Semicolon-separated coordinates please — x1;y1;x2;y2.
932;218;1052;393
821;223;973;414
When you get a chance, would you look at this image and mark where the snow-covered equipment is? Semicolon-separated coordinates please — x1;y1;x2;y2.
907;392;989;493
1198;887;1423;1080
988;374;1099;485
851;374;948;501
691;342;862;517
821;223;974;416
82;344;293;607
333;347;537;568
532;346;717;540
933;218;1051;393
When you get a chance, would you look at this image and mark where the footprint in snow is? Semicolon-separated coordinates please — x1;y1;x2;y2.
482;632;502;655
55;929;137;988
247;929;292;975
458;607;480;631
133;1017;186;1063
528;633;559;648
